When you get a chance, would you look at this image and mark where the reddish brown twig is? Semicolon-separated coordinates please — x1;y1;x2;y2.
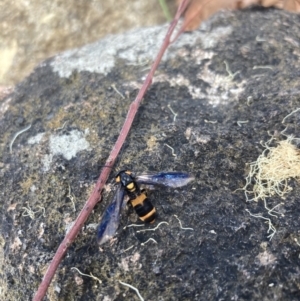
172;0;212;41
32;1;190;300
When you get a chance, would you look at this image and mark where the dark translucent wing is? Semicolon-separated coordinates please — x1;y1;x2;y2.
97;187;125;245
135;172;194;188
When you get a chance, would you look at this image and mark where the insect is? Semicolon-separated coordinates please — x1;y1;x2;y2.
97;170;194;245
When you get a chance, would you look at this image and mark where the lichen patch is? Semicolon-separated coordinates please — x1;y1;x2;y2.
49;129;91;161
243;136;300;202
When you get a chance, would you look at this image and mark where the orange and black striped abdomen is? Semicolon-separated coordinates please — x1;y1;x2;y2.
116;170;156;223
130;192;156;223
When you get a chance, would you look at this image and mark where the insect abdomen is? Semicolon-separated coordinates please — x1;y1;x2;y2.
130;193;156;223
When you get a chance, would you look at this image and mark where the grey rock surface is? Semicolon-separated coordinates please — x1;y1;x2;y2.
1;7;300;301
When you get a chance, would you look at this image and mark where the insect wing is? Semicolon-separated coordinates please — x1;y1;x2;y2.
97;187;125;245
135;172;194;188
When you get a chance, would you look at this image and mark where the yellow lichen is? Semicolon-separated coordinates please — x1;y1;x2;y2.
243;135;300;202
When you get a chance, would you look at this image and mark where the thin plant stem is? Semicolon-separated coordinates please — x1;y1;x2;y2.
33;1;191;300
159;0;172;21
